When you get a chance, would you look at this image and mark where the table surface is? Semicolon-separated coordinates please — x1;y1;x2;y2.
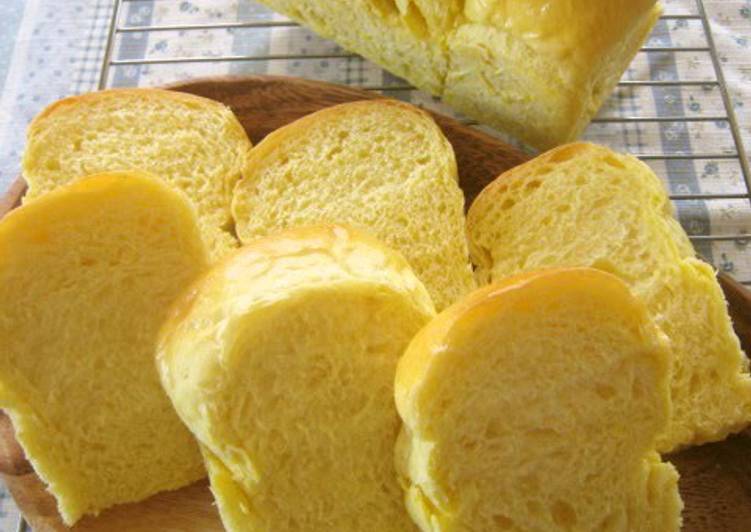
1;0;750;530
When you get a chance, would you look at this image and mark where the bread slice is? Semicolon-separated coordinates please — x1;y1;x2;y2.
22;88;252;260
0;172;209;524
257;1;660;149
395;268;682;531
467;142;751;451
157;225;436;531
231;100;474;310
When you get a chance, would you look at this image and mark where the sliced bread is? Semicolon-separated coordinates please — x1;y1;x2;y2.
231;99;474;310
395;268;682;531
257;1;660;149
0;172;209;524
157;225;435;531
22;88;252;260
466;142;751;451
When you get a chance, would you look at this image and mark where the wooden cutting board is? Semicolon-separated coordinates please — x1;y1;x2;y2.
1;75;751;531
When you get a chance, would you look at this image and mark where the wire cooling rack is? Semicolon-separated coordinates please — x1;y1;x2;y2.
12;2;751;529
94;0;751;282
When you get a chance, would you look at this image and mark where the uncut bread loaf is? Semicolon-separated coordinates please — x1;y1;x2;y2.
0;172;209;525
256;0;661;149
395;268;682;532
467;142;751;452
22;88;252;260
158;225;435;531
231;100;474;310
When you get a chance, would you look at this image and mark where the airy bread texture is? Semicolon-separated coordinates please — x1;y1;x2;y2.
22;88;252;260
395;268;682;532
158;225;436;531
0;172;209;525
257;0;660;149
467;142;751;452
231;100;474;310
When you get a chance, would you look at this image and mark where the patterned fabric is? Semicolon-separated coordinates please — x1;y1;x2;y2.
0;0;749;529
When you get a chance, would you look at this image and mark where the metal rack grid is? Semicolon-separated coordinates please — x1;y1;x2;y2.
95;6;751;267
11;2;751;530
98;0;751;219
96;1;751;278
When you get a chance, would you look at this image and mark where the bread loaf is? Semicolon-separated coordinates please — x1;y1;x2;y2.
0;172;209;524
22;88;252;260
395;268;682;531
231;100;474;310
158;225;435;531
257;0;661;149
467;142;751;451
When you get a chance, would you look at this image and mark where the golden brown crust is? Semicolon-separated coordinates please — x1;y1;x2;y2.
25;87;252;178
1;170;190;234
31;88;228;126
159;223;434;360
394;267;655;407
465;142;600;266
240;99;441;177
467;142;596;225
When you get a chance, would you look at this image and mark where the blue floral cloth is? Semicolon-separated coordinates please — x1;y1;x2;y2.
0;0;750;529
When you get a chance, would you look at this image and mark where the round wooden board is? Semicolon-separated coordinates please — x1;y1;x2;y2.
1;75;751;531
